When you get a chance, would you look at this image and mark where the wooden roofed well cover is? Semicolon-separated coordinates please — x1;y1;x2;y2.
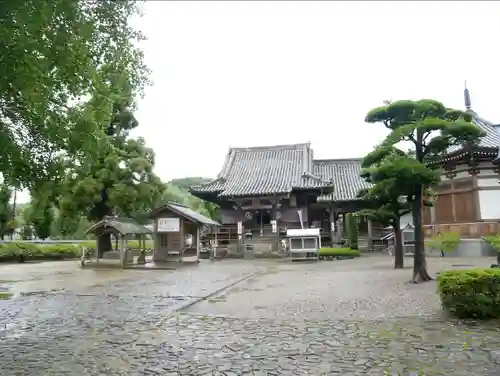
85;216;152;236
150;201;220;227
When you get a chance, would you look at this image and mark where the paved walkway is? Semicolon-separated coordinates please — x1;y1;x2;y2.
0;257;499;375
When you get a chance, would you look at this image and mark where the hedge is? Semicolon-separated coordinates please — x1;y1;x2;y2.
0;242;81;262
0;239;154;263
437;268;500;319
318;247;361;258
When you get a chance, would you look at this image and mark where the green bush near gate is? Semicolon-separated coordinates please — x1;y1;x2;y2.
437;268;500;319
318;248;361;258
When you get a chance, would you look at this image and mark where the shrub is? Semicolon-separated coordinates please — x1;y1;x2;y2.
426;231;460;253
345;213;359;250
484;234;500;251
319;247;361;258
437;268;500;319
0;242;81;262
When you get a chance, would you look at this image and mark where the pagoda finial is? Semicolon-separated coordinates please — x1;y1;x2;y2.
464;80;471;111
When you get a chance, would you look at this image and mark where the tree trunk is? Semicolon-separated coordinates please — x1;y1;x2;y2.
98;233;112;258
412;184;433;283
10;188;16;241
393;218;404;269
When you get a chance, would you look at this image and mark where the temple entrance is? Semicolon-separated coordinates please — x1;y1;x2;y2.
255;209;272;236
256;209;272;226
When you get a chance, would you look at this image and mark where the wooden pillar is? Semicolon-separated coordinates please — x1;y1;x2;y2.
137;234;146;265
213;226;218;259
95;235;100;263
153;220;159;262
367;218;373;251
329;206;335;247
179;219;184;262
119;234;126;268
196;226;201;263
451;190;457;222
80;244;86;267
272;197;280;252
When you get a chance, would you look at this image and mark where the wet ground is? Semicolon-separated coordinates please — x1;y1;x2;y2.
0;256;500;375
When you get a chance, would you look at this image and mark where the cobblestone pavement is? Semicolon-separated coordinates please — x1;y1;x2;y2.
1;257;500;375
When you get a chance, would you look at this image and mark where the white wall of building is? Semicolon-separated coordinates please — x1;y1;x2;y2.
477;176;500;220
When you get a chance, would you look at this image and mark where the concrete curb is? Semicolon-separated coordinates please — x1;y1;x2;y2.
172;270;262;313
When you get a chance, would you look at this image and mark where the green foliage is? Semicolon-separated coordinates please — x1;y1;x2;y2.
365;99;484;280
0;292;13;300
28;194;54;240
358;151;413;226
426;232;460;253
437;269;500;319
0;239;154;262
483;234;500;252
318;248;361;258
20;225;33;240
0;242;81;262
0;1;149;188
345;213;359;250
163;177;219;220
59;102;165;224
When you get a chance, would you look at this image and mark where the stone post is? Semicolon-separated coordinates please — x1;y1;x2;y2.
367;218;373;251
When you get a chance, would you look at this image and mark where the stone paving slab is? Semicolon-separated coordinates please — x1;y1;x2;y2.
1;312;499;375
186;257;493;320
1;257;500;375
0;261;264;336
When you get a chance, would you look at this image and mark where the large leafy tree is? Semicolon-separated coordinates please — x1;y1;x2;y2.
59;101;165;253
359;148;437;269
365;100;484;282
0;0;148;189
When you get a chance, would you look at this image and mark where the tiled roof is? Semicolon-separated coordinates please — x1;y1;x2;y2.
151;202;220;226
191;143;331;197
85;217;152;235
313;159;372;202
447;111;500;154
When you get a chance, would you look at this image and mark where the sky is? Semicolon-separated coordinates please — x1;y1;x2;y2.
16;1;500;203
130;0;500;182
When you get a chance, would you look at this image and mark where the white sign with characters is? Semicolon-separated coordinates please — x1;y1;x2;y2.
157;217;180;232
271;220;277;233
